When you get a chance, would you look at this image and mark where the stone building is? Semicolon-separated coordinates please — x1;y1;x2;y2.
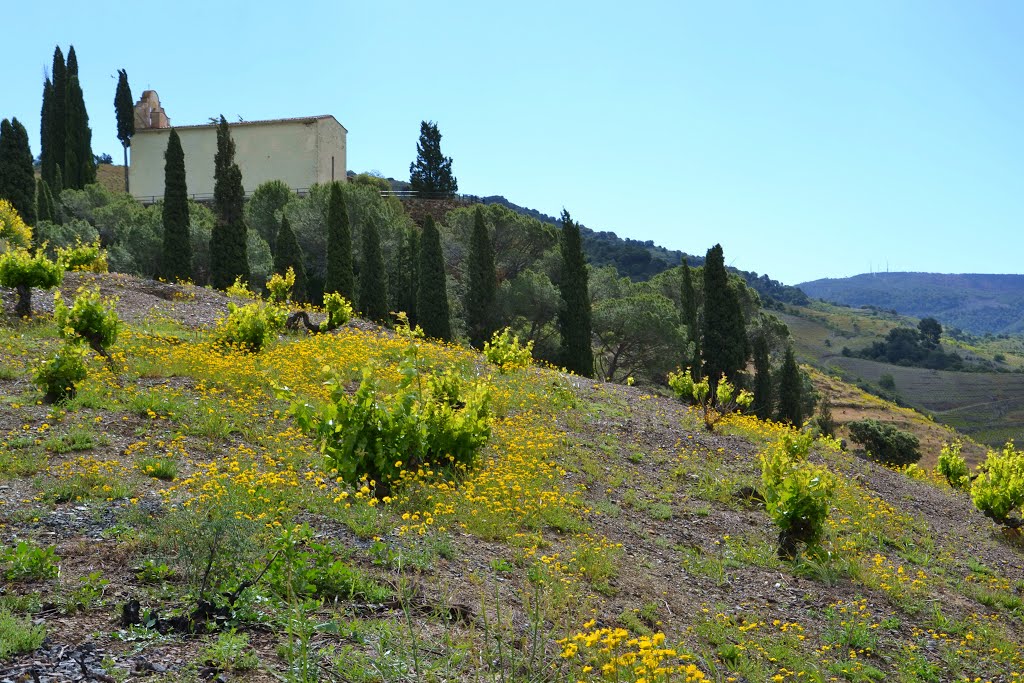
128;91;347;202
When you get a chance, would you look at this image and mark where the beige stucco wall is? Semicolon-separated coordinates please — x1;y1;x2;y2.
129;117;347;201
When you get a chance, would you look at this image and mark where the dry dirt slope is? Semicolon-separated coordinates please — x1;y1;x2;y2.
1;273;1023;681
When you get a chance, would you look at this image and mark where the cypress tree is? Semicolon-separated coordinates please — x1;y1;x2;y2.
776;346;803;426
0;118;37;225
40;78;56;188
752;335;773;419
273;215;308;303
416;215;452;340
557;209;594;377
325;182;354;301
114;69;134;193
53;166;63;208
680;258;700;375
161;129;191;281
64;47;95;188
701;244;749;394
49;47;67;186
358;218;388;322
210;117;249;289
36;179;55;224
393;227;419;326
64;75;86;189
465;206;497;348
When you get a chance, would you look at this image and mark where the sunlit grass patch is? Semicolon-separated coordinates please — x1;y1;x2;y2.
43;456;134;502
43;424;105;453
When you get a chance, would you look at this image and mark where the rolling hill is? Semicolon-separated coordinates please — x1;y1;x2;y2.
799;272;1024;335
2;272;1024;681
779;302;1024;447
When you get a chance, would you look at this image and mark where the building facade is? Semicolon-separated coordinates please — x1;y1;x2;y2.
128;92;347;202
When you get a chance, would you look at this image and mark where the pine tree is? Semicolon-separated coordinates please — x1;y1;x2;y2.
273;215;308;303
114;69;134;193
48;46;67;187
0;118;37;225
63;47;95;189
325;181;354;301
776;346;803;426
680;258;700;375
160;129;191;282
752;335;773;419
557;209;594;377
465;206;497;348
409;121;458;197
358;218;388;322
209;116;249;289
701;244;749;394
36;179;55;224
416;215;452;340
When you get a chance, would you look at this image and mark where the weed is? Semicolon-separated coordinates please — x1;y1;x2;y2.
0;606;46;660
138;456;178;481
2;542;60;581
201;629;259;671
61;571;109;614
43;425;103;453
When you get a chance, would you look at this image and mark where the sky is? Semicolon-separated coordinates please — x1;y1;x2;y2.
4;1;1024;285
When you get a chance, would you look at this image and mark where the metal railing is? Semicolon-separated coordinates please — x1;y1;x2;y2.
134;188;312;205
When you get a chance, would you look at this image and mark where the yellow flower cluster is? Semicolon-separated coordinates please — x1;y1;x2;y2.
558;623;707;683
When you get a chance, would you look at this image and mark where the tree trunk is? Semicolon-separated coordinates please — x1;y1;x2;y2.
123;144;130;193
15;285;31;319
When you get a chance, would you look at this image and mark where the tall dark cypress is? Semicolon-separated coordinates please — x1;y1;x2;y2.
161;129;191;281
557;209;594;377
36;179;55;224
64;47;94;188
416;215;452;340
114;69;134;193
53;166;63;208
49;47;67;186
776;346;803;426
325;182;354;300
273;215;308;303
210;116;249;289
393;227;419;326
358;218;388;322
40;78;56;188
680;258;700;376
701;244;749;394
465;206;497;348
752;335;773;419
0;119;37;225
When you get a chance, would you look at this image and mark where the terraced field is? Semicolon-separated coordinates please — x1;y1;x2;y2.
778;306;1024;448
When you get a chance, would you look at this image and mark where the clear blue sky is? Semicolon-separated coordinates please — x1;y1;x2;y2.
6;1;1023;284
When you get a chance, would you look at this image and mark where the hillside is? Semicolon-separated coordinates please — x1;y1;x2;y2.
799;272;1024;335
375;175;807;303
779;302;1024;447
2;273;1024;681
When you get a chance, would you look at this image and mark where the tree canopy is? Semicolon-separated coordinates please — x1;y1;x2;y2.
409;121;457;197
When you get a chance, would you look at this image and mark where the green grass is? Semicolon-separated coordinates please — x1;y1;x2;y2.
43;425;106;453
0;606;46;660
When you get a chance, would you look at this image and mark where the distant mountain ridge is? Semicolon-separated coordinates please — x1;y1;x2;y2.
799;272;1024;335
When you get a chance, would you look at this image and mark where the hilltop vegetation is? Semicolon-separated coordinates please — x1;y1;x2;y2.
800;272;1024;335
2;273;1024;681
